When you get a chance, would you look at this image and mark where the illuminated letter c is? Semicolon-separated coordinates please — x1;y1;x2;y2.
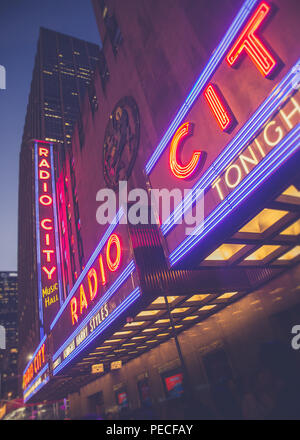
169;122;203;179
41;218;53;230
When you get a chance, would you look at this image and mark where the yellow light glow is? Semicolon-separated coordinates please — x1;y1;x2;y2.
157;333;169;337
187;294;210;302
125;321;145;327
217;291;238;299
199;305;216;311
114;331;133;336
104;339;122;343
123;343;135;346
280;220;300;236
96;346;112;349
132;336;146;340
146;340;158;343
205;244;245;261
171;307;190;314
137;346;147;349
155;319;170;324
282;185;300;198
183;316;198;321
245;245;280;261
239;209;288;234
152;296;178;305
142;328;159;333
137;310;160;317
278;246;300;260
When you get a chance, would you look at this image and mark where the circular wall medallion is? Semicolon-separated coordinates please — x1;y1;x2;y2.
103;96;140;190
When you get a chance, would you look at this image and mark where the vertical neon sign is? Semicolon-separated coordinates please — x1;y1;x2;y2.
35;140;62;334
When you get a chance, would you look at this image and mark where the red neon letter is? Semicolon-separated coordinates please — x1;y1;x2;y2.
169;122;203;179
39;147;49;157
41;344;45;363
106;234;122;272
40;195;53;206
42;266;56;280
70;297;78;325
39;159;50;169
39;170;50;180
79;285;88;314
45;234;50;246
41;219;53;230
88;268;98;301
42;249;54;263
226;1;276;77
99;255;107;286
204;84;234;131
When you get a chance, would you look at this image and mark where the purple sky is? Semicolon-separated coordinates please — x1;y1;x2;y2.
0;0;101;271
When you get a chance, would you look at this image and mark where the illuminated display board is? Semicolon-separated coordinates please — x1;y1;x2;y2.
22;336;50;403
145;0;300;267
35;140;62;332
50;209;140;376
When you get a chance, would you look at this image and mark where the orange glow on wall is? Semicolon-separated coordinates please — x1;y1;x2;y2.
169;122;203;179
226;1;277;77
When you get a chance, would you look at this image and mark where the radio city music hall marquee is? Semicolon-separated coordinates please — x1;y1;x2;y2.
23;0;299;402
35;141;63;332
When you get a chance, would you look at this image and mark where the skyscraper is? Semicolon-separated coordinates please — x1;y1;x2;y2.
17;28;105;390
22;27;101;148
0;272;18;401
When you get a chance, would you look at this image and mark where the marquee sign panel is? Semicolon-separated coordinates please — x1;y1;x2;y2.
35;141;63;333
145;0;300;267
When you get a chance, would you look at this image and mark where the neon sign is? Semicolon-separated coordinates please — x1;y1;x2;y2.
35;141;62;332
145;0;300;267
22;336;48;392
226;2;277;77
70;233;122;326
204;84;234;132
50;210;140;376
169;70;300;266
212;93;300;201
169;123;204;179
